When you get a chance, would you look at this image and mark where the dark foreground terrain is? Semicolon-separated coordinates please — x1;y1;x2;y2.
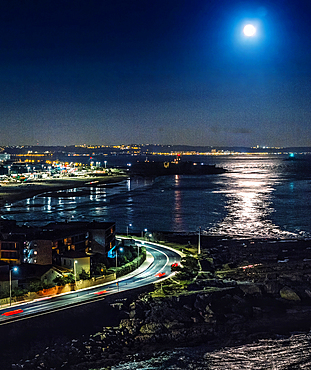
6;236;311;369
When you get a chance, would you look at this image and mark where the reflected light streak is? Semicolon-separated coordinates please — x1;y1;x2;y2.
212;169;288;237
173;175;184;231
47;196;52;211
127;178;131;191
91;186;101;201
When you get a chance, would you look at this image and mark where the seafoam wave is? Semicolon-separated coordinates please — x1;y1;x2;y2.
109;333;311;370
204;333;311;369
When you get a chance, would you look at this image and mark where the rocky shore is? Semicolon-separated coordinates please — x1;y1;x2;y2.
12;237;311;370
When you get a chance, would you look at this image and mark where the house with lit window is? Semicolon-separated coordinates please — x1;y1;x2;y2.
23;240;53;265
0;220;36;265
12;264;69;289
0;220;116;271
0;240;20;264
60;251;91;276
39;221;116;264
87;221;116;254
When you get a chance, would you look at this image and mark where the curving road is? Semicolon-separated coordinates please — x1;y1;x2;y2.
0;241;182;326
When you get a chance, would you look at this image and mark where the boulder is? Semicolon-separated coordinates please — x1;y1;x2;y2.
163;320;184;330
205;304;214;316
119;318;141;335
232;299;253;318
139;322;164;335
238;281;262;296
280;286;301;301
128;301;145;318
211;293;235;314
263;279;280;295
194;293;211;311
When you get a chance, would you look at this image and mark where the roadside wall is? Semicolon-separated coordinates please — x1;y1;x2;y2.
0;274;115;306
0;250;146;307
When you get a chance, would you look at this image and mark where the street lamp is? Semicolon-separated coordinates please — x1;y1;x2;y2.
115;247;123;291
126;223;132;236
104;161;107;169
115;247;124;275
115;248;118;277
137;243;140;268
198;227;201;255
141;228;147;239
73;260;78;288
9;266;18;306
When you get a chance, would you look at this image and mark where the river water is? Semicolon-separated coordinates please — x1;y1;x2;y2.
2;155;311;239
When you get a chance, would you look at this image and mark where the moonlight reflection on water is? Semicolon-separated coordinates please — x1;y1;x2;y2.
209;164;294;237
1;157;310;238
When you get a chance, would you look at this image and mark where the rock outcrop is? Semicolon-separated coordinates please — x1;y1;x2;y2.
12;237;311;369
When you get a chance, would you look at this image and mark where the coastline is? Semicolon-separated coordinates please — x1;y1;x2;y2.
0;174;128;205
1;235;311;369
6;236;311;369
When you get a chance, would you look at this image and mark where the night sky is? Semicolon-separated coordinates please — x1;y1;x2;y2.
1;0;311;147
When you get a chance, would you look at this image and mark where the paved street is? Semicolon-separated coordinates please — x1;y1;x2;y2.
0;241;182;325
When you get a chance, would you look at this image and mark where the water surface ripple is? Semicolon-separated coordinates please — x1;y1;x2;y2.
2;156;311;238
110;333;311;370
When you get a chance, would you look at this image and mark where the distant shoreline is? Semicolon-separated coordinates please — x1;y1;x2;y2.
0;174;128;205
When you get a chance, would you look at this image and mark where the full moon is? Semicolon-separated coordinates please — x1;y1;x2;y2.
243;24;256;37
